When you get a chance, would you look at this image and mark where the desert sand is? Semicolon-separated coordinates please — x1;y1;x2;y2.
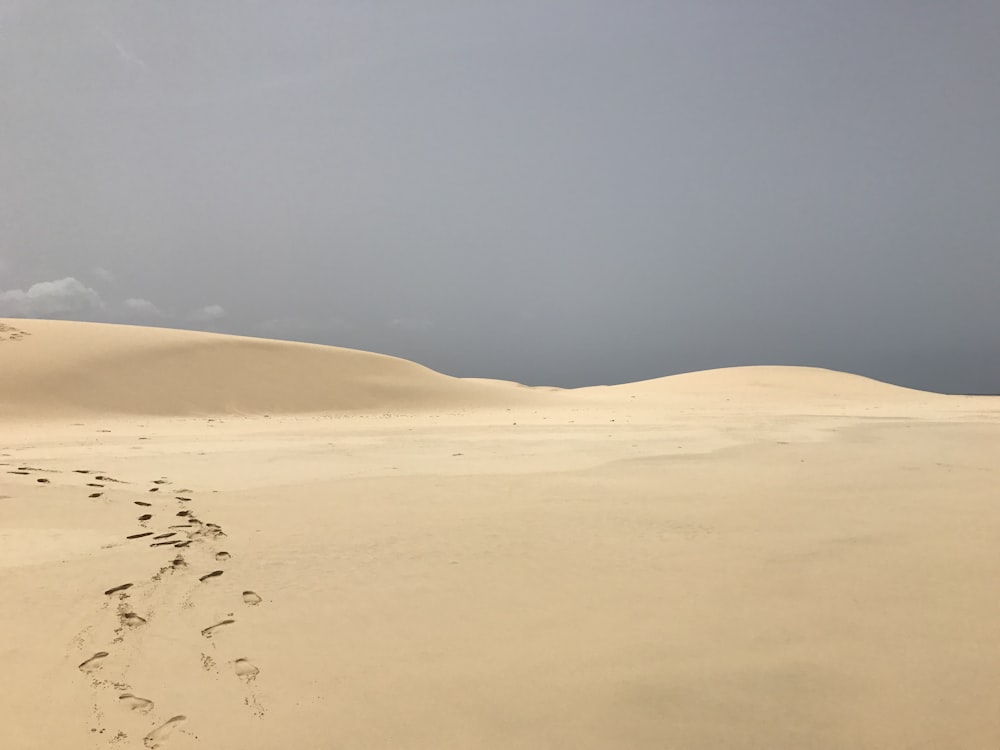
2;318;999;749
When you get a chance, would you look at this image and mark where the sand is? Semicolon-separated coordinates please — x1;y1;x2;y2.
2;318;999;749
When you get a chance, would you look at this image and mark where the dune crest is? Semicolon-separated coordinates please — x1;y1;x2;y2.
592;365;942;402
0;318;544;417
0;319;943;418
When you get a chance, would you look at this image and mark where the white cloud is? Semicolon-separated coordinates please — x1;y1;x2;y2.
0;277;105;317
191;304;227;322
122;297;163;317
93;267;115;283
113;39;148;69
101;28;149;71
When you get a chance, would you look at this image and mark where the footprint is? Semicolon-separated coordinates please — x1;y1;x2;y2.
215;551;231;561
152;479;168;485
242;591;262;606
148;487;160;493
152;532;176;540
143;716;186;749
86;483;104;488
78;651;109;672
36;478;50;484
198;570;224;582
104;583;133;596
174;541;192;548
175;496;192;502
122;612;147;627
150;540;179;548
201;619;235;638
134;501;152;507
89;492;103;498
127;532;154;540
138;514;153;521
73;469;91;474
171;556;187;568
176;510;191;517
119;693;154;713
234;658;259;681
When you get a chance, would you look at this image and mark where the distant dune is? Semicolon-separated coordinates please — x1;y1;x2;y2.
593;364;942;403
0;318;938;418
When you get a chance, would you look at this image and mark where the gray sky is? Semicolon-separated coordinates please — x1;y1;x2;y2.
2;2;999;393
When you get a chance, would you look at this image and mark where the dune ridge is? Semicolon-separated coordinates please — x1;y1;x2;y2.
1;318;940;418
594;364;943;403
0;318;547;417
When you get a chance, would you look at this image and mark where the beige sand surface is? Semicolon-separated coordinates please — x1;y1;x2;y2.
2;318;999;749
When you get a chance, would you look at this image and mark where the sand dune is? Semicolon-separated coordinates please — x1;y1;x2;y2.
0;319;547;418
2;318;1000;749
1;319;938;419
603;364;939;399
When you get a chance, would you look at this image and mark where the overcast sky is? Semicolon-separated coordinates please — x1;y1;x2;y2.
2;2;998;392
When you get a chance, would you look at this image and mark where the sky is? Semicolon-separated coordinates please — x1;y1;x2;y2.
1;1;998;392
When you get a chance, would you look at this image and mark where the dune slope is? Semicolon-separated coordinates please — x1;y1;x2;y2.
1;319;945;419
0;319;545;417
589;365;941;403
